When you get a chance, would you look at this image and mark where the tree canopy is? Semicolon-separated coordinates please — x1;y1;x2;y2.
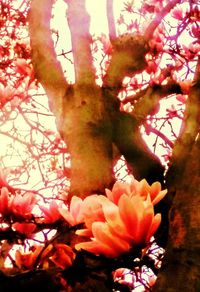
0;0;199;291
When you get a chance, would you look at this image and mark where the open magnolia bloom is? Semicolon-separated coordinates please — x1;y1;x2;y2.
105;179;167;206
0;187;37;219
59;195;85;226
75;193;162;257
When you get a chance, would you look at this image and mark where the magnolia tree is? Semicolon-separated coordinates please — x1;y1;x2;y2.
0;0;199;291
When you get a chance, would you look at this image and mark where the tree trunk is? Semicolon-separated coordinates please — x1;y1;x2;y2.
153;62;200;291
61;85;114;198
154;134;200;292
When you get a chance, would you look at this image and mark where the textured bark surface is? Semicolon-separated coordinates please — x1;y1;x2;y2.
60;85;114;198
153;70;200;291
154;138;200;292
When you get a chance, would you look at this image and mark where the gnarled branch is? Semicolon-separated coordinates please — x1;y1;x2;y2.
29;0;69;118
144;0;182;40
66;0;96;86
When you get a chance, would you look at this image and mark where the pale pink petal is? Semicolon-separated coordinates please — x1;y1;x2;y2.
136;179;150;198
106;181;131;204
0;187;10;215
76;228;92;237
150;182;161;197
135;204;154;245
102;200;131;241
92;222;130;255
130;178;139;194
118;195;142;239
70;196;84;221
75;240;120;257
59;208;76;226
82;195;107;228
146;213;161;243
105;189;114;202
152;189;167;205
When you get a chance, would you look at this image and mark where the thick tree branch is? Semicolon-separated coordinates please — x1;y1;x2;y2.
131;81;182;124
66;0;96;86
124;81;181;104
29;0;69;118
167;60;200;187
153;137;200;292
103;34;148;91
106;0;117;41
153;59;200;291
144;0;182;40
112;111;165;184
102;34;149;119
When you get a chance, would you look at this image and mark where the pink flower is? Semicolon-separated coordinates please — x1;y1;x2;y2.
105;179;167;206
81;195;108;229
0;84;16;106
75;194;161;257
11;192;37;219
15;245;49;269
134;179;167;205
14;58;33;77
171;7;184;20
118;195;161;246
59;196;84;226
176;94;187;104
12;222;36;236
50;243;75;270
98;33;112;54
179;80;193;94
105;181;137;204
0;187;11;216
40;200;61;223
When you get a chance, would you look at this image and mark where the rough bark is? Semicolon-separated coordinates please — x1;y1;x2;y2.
60;84;113;198
153;64;200;291
154;136;200;292
29;0;69;119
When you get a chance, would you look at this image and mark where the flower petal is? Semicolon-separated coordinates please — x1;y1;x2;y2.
102;200;131;241
146;213;161;243
152;189;167;205
70;196;84;223
92;222;130;255
118;195;142;239
59;207;76;226
75;240;119;257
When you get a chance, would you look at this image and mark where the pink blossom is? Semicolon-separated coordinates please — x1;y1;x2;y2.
11;192;37;219
15;245;49;269
14;58;33;77
40;200;62;223
50;243;75;270
0;187;11;216
191;24;200;39
75;194;161;257
12;222;36;236
0;84;16;106
176;94;187;104
99;33;112;54
59;196;84;226
105;179;167;206
179;80;193;94
171;7;184;20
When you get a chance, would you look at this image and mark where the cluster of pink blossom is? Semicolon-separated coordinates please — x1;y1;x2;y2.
59;179;167;258
0;178;167;272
